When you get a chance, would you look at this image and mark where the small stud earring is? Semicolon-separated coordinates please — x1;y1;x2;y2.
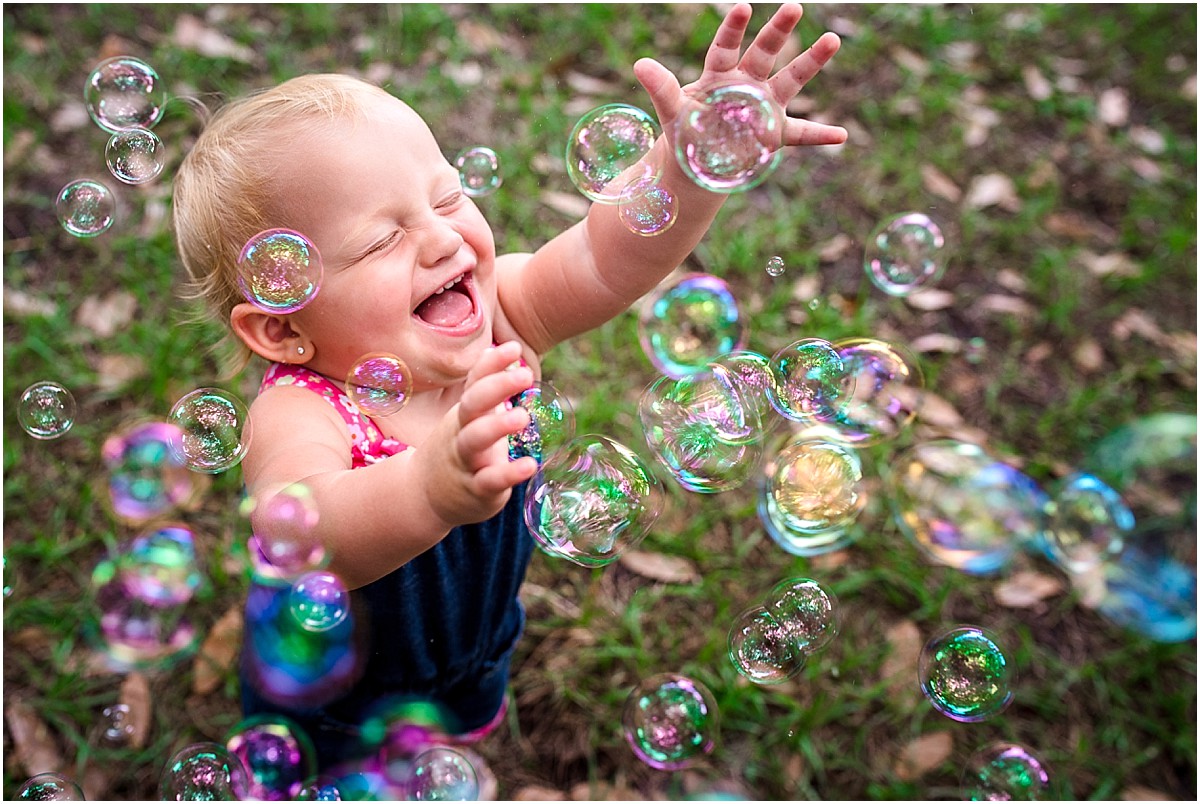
297;346;306;356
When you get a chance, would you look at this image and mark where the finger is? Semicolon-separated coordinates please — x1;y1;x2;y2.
457;407;529;468
782;118;848;148
634;58;684;131
703;2;754;75
466;340;524;385
458;365;533;424
739;3;804;81
768;31;841;101
474;456;539;496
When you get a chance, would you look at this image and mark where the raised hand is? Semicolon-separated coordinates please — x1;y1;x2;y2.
634;3;847;150
419;340;540;528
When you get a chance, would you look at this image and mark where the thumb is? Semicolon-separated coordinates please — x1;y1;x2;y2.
634;57;683;131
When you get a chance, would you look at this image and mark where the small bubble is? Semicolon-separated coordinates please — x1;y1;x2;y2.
767;338;848;424
168;387;252;473
56;179;115;237
864;211;948;296
637;273;747;379
622;673;719;770
159;742;250;801
226;715;317;800
454;146;502;198
237;229;323;314
727;605;805;685
289;571;350;632
919;625;1014;722
565;103;661;203
766;256;785;277
618;177;678;236
346;353;414;418
16;772;85;801
100;703;136;745
963;742;1051;801
106;127;165;184
508;380;575;465
964;336;988;364
409;747;478;802
18;380;77;440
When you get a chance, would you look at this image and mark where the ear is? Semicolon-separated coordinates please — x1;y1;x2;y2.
230;302;312;364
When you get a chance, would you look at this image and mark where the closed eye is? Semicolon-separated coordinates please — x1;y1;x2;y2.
436;190;464;210
357;230;401;261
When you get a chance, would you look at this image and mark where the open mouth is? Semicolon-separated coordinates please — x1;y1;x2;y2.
412;271;479;333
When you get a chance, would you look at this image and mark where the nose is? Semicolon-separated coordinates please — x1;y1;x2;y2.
418;217;464;268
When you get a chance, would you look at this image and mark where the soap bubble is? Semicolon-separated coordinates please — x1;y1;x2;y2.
365;697;460;759
56;179;114;237
565;103;661;203
159;741;250;801
829;338;923;445
18;380;77;440
242;483;326;579
454;145;502;197
638;273;747;378
225;715;317;801
106;126;165;184
103;420;200;523
168;387;251;473
889;440;1049;575
863;212;948;296
85;55;165;133
766;255;785;277
295;775;344;801
524;435;663;566
622;673;719;770
759;438;866;556
508;380;576;464
99;703;136;745
346;353;413;417
289;571;350;632
963;742;1051;801
727;605;805;685
92;557;199;669
15;772;85;801
115;523;203;606
1045;472;1133;573
767;338;849;423
237;229;324;314
619;176;678;236
709;350;779;425
639;368;765;493
674;82;783;193
409;747;478;801
765;577;840;653
919;625;1013;722
1097;544;1197;643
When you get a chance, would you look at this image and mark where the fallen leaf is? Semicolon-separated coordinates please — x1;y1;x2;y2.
910;333;962;354
540;191;591;220
1077;250;1142;279
880;619;923;704
904;288;955;311
791;273;822;302
3;288;58;318
1098;87;1130;127
915;391;965;429
810;550;851;571
963;173;1021;212
816;233;853;263
76;291;137;338
192;604;243;695
1128;156;1163;183
172;14;256;62
1122;785;1175;801
514;785;568;801
976;294;1036;320
1129;126;1167;155
520;581;582;619
1071;339;1105;373
894;732;954;780
618;550;700;585
94;353;147;392
1111;308;1165;343
995;570;1065;609
457;18;507;53
1044;211;1119;246
119;672;152;749
1024;342;1054;364
49;103;90;133
81;763;114;801
919;164;962;203
1022;65;1053;101
5;699;63;776
891;46;930;77
995;268;1029;293
1071;563;1108;609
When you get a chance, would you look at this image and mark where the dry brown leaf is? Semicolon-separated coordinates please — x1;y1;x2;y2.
1022;65;1053;101
540;191;591;220
192;604;243;695
880;619;923;704
81;762;115;801
49;103;90;133
119;672;152;749
1044;211;1119;246
1129;125;1167;155
1024;342;1054;364
1072;339;1105;373
894;732;954;781
910;333;963;354
995;570;1065;609
891;46;930;76
810;550;851;571
963;173;1021;212
618;550;700;585
791;273;822;302
977;294;1036;320
1129;156;1163;183
1122;785;1175;800
94;353;148;392
816;233;853;263
514;785;569;801
1111;308;1166;343
520;581;583;619
1078;250;1142;279
904;288;955;311
1098;87;1131;127
5;699;63;776
173;14;256;62
457;18;507;53
915;392;965;429
1071;562;1108;609
76;291;137;338
919;164;962;203
995;268;1029;293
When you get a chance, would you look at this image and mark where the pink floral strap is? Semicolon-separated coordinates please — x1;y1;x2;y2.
260;363;408;468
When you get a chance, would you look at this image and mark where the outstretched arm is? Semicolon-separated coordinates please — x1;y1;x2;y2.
500;3;847;355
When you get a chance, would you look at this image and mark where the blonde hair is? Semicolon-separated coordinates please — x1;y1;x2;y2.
173;74;399;376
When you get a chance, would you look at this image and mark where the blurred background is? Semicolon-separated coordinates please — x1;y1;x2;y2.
3;3;1196;800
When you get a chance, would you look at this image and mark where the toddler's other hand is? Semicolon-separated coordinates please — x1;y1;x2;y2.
420;341;539;528
634;3;847;151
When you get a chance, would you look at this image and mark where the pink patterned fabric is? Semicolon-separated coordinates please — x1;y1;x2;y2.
259;362;409;467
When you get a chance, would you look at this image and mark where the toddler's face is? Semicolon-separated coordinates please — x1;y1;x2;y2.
269;93;498;390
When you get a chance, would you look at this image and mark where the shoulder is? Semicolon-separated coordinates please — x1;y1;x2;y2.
493;252;544;377
248;381;355;460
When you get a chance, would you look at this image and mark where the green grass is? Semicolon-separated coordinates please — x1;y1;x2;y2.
4;3;1197;801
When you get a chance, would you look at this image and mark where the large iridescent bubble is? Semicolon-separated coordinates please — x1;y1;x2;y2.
56;179;115;237
15;772;85;801
758;437;866;556
168;387;252;473
727;605;805;685
113;523;203;606
618;177;678;237
524;435;663;566
622;673;719;770
508;380;576;465
225;715;317;801
409;747;479;801
1045;472;1133;573
102;420;200;524
828;337;922;445
889;440;1049;575
767;338;849;423
159;741;250;801
85;55;165;133
638;273;747;378
675;82;783;193
863;212;948;297
962;742;1051;801
242;483;327;581
918;625;1014;722
17;380;77;440
710;350;779;426
346;353;413;418
289;570;350;632
639;367;765;493
237;229;324;314
565;103;661;203
765;576;841;654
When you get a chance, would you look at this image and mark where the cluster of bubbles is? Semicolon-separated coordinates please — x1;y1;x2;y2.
621;673;718;770
17;380;77;440
918;625;1014;722
728;577;840;685
454;145;503;198
345;352;414;417
167;387;253;474
237;228;325;314
507;380;576;465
